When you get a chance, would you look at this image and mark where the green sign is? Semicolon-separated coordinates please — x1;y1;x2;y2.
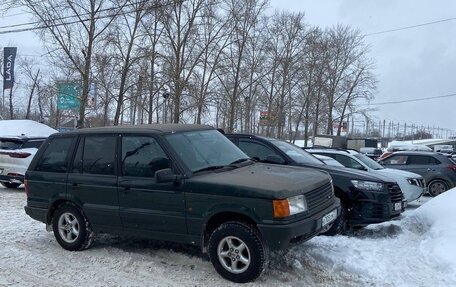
57;82;80;110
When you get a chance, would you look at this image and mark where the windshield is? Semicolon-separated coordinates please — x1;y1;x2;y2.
165;130;250;173
354;153;384;170
268;139;323;165
0;139;24;150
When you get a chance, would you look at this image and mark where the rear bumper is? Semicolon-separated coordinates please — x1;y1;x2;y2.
0;174;24;184
257;200;340;251
24;206;48;223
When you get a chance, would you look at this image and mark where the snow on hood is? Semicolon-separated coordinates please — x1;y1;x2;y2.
0;120;57;137
410;188;456;275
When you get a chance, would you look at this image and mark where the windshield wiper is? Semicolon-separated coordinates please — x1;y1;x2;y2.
193;165;227;173
229;158;251;165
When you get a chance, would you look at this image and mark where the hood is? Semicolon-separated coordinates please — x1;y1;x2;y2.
187;163;331;199
299;163;394;183
376;168;423;179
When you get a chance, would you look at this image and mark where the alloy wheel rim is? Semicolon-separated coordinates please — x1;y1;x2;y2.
217;236;250;274
430;182;446;196
58;212;80;244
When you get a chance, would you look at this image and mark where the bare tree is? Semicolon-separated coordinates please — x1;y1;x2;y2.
21;0;125;128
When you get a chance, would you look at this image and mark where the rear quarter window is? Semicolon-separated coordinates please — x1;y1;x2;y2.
35;137;75;172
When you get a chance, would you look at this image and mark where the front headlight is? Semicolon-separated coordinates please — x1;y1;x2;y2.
288;195;308;215
273;195;308;218
351;180;384;191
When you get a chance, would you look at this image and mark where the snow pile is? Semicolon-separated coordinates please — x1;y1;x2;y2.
0;120;57;137
285;192;456;286
410;188;456;275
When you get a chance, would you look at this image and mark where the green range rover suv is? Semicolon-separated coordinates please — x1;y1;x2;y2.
24;124;340;283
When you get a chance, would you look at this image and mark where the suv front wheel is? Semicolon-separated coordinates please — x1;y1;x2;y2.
208;222;267;283
52;203;95;251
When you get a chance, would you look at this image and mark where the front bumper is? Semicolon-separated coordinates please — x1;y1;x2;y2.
349;185;404;226
257;200;340;251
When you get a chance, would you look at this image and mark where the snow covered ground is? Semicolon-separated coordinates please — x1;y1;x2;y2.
0;187;455;287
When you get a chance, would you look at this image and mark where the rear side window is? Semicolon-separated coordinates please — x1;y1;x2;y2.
407;155;440;165
22;140;45;149
121;136;170;177
36;137;74;172
77;136;116;175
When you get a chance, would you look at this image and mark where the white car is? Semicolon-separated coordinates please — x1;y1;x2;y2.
307;148;426;203
0;136;47;188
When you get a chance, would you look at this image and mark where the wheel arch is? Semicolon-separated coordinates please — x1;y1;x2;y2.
201;211;258;254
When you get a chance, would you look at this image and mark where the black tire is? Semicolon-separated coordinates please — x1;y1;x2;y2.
208;222;267;283
52;203;95;251
428;179;449;197
320;203;348;236
1;182;21;189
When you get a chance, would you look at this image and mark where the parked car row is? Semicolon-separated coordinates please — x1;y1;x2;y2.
305;148;425;202
11;124;452;283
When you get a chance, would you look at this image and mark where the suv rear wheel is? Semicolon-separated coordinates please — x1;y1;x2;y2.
52;203;95;251
428;179;449;197
1;182;21;189
208;222;267;283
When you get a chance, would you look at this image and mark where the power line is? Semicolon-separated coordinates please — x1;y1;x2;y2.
0;0;177;35
365;93;456;105
364;16;456;36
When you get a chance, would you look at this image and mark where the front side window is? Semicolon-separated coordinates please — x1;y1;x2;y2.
239;140;281;162
36;137;74;172
333;154;365;170
81;136;116;175
121;136;170;177
383;155;408;165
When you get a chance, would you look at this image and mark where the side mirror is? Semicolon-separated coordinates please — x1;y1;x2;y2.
265;155;286;165
156;168;181;184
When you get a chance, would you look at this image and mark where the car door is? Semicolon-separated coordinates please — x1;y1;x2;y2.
404;155;437;182
118;135;186;236
67;134;121;231
28;136;76;208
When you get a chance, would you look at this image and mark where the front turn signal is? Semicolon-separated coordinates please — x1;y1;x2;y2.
273;199;290;218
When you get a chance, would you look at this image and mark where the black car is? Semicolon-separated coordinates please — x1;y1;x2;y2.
24;124;340;283
226;134;405;235
379;151;456;196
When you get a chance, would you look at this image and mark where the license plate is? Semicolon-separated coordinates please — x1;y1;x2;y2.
322;209;338;227
393;202;402;211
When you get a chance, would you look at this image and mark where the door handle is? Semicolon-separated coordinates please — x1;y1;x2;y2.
72;183;79;187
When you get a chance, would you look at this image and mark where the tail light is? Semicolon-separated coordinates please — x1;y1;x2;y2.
8;152;31;158
448;165;456;171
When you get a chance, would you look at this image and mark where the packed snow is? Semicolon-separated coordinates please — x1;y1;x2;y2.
0;120;57;137
0;187;454;286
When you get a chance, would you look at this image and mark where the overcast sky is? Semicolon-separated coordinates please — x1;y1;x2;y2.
270;0;456;133
1;1;455;133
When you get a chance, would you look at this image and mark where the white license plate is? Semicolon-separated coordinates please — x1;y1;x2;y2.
393;202;402;211
322;209;338;227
